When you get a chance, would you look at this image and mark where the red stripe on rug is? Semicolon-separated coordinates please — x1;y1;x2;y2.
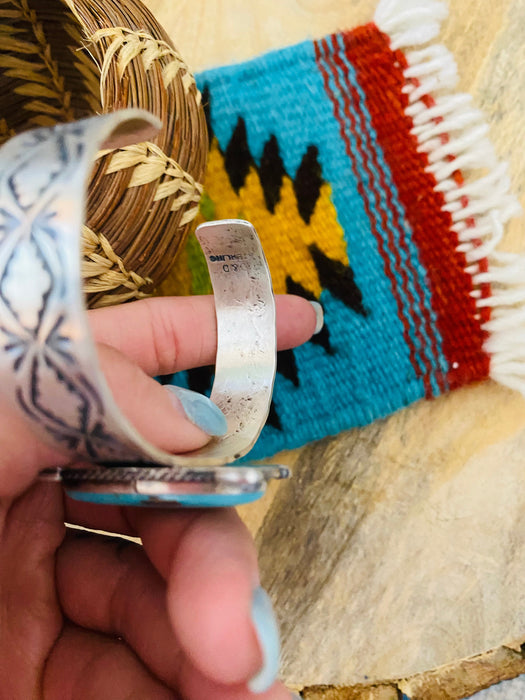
314;38;427;391
329;33;436;397
341;24;489;390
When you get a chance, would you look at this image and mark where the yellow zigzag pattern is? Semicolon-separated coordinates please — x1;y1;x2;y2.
162;138;350;298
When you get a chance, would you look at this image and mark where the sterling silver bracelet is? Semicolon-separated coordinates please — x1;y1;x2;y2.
0;111;287;506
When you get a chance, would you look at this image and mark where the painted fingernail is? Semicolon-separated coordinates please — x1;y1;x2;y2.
290;694;302;699
164;385;227;437
248;587;280;694
310;301;324;334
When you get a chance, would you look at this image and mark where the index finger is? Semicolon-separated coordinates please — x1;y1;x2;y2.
89;294;319;376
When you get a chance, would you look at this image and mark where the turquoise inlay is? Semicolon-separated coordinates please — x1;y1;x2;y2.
67;490;264;507
334;33;448;392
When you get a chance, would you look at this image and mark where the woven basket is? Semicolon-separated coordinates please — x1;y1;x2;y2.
0;0;208;307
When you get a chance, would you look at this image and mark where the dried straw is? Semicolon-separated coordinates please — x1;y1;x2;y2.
0;0;208;307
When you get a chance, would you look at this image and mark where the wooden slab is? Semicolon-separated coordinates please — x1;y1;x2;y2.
143;0;525;695
248;384;525;687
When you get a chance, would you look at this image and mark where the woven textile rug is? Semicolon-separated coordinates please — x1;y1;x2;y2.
163;0;523;460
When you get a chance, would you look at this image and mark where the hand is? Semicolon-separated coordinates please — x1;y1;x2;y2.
0;294;316;699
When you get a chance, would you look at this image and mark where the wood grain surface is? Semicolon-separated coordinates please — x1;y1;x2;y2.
143;1;525;696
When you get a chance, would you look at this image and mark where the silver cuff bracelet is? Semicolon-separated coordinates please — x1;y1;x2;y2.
0;110;287;506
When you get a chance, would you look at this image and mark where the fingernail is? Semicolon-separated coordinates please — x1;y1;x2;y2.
290;694;302;699
164;386;227;437
310;301;324;334
248;586;280;694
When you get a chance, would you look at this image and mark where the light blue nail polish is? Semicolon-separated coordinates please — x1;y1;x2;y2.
164;385;227;437
290;694;302;699
309;301;324;334
248;586;280;694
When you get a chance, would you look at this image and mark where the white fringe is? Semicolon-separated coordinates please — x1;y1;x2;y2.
375;0;448;49
375;0;524;396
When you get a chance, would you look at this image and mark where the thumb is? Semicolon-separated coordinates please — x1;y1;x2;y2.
98;343;226;455
0;344;225;500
